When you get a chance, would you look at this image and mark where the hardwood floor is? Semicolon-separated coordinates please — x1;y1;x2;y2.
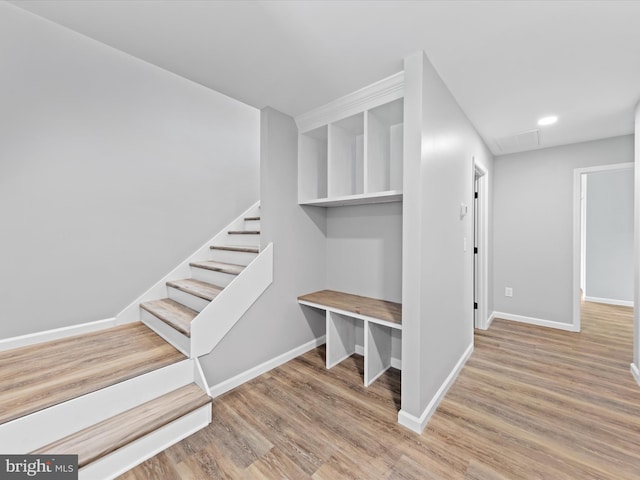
119;301;640;479
0;323;184;425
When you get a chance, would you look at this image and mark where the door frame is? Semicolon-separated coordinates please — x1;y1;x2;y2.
474;159;489;330
572;162;634;331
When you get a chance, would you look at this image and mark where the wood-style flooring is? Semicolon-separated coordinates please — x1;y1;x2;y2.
119;301;640;479
0;323;184;425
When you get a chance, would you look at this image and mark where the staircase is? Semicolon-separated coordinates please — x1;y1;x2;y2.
0;202;272;479
117;201;272;358
0;324;210;479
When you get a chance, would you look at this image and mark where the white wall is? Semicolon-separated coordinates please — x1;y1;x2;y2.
199;107;327;387
326;202;402;303
493;135;634;326
585;169;634;304
325;202;403;361
633;104;640;377
400;51;494;431
0;4;260;339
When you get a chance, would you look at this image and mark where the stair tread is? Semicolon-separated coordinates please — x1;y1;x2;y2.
166;278;224;301
228;230;260;235
140;299;198;337
244;216;260;221
0;323;184;426
210;245;259;254
189;260;245;275
32;383;210;468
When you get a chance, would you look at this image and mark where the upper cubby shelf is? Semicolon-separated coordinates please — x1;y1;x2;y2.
296;72;404;207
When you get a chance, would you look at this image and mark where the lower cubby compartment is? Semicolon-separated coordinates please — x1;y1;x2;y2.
325;311;401;387
365;321;396;386
327;311;358;368
326;311;402;386
298;290;402;387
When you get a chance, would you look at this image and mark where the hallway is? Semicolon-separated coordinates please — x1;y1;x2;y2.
120;301;639;479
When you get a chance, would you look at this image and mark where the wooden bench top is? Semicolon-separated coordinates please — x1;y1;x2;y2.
298;290;402;326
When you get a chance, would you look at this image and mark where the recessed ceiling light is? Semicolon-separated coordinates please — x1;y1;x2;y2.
537;116;558;126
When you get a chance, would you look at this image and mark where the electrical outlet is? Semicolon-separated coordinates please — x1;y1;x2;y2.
505;287;513;297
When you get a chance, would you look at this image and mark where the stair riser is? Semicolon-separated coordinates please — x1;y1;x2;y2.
209;249;258;266
140;309;191;355
0;360;194;454
79;404;211;480
244;220;260;230
190;267;237;288
225;233;260;247
167;287;211;312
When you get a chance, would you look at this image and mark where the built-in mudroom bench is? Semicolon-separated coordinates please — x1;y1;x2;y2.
298;290;402;387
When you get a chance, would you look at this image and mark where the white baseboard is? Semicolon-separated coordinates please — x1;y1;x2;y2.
355;344;401;369
208;335;326;398
493;311;579;332
0;317;116;352
584;296;634;307
631;363;640;387
398;342;474;434
487;311;496;329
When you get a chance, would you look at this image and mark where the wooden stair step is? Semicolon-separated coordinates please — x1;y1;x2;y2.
0;323;184;426
244;216;260;221
140;299;198;337
189;260;245;275
32;384;211;468
210;245;259;254
166;278;224;301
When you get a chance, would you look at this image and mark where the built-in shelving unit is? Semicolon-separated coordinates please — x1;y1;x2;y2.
299;125;328;201
298;290;402;387
296;72;404;207
295;73;405;401
329;112;365;198
367;98;403;193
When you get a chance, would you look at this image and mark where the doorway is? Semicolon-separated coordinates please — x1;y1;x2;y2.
572;162;634;331
474;160;489;329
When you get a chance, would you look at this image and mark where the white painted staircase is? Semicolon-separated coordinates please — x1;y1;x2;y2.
118;201;272;358
0;202;272;479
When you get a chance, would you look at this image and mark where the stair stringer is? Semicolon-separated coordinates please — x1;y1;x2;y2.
190;242;273;358
114;201;261;326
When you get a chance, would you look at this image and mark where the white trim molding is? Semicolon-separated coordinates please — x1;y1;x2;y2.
573;162;635;333
295;72;404;133
493;311;579;332
473;159;490;331
398;342;473;434
631;363;640;387
208;336;326;398
0;317;116;352
584;296;634;308
487;311;496;329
